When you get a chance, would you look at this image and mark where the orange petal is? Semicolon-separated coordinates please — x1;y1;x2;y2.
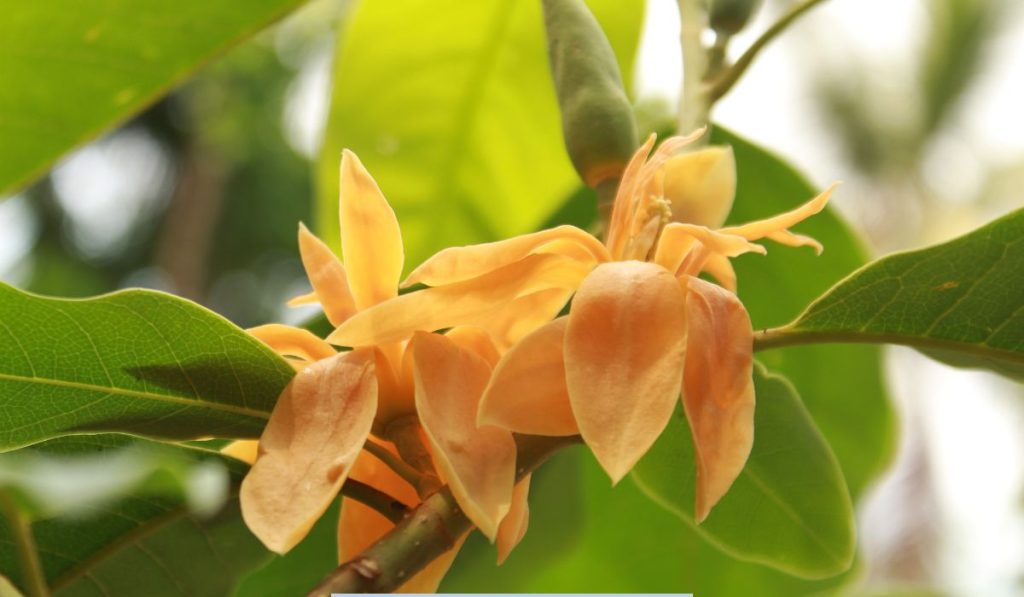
766;229;824;254
445;326;501;369
478;318;577;436
476;287;572;351
606;134;657;258
564;261;687;483
329;253;590;347
701;252;738;292
221;440;259;465
240;349;377;553
720;183;834;244
403;225;608;288
682;276;755;523
653;222;700;274
297;223;358;326
496;475;531;565
339;150;404;310
411;332;516;540
286;291;319;307
663;146;736;229
247;324;336;362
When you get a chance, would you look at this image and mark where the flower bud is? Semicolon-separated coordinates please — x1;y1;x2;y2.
710;0;763;36
663;146;737;228
542;0;638;189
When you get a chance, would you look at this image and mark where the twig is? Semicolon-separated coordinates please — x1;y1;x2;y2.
340;479;411;525
362;437;434;500
0;491;50;597
308;434;581;595
677;0;712;137
384;416;443;497
706;0;830;102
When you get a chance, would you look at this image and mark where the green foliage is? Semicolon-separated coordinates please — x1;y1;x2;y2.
316;0;644;267
631;364;855;579
782;208;1024;379
0;0;305;196
0;283;293;451
0;436;269;596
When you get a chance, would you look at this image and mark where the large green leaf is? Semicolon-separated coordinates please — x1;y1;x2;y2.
631;364;855;579
0;283;293;451
771;208;1024;380
0;0;305;196
316;0;644;267
0;435;271;596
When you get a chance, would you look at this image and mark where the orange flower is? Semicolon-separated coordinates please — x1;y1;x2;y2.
330;134;833;521
230;151;528;590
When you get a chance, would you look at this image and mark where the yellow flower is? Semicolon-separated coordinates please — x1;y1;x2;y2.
231;151;529;589
331;134;833;521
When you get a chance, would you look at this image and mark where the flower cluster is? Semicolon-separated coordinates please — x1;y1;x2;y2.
228;134;832;591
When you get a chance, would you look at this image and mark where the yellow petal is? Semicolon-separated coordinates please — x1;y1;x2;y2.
411;332;516;540
221;440;259;465
476;288;572;351
664;146;737;228
329;253;590;347
478;318;578;436
766;229;824;254
606;134;657;258
339;149;404;310
496;475;531;565
653;222;700;274
719;183;834;244
403;225;608;288
297;223;358;326
247;324;336;362
682;276;755;523
240;349;377;553
373;343;415;424
565;262;688;483
702;252;738;292
444;326;501;369
286;291;319;307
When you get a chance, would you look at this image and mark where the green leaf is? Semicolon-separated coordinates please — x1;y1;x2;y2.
631;364;855;579
316;0;644;267
0;435;271;596
771;208;1024;379
0;283;294;451
0;0;305;196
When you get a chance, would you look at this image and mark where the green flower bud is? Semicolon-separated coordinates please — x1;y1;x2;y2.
710;0;763;36
542;0;638;188
664;145;737;228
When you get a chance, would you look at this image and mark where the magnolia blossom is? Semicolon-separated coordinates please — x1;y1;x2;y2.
231;151;530;590
331;134;833;522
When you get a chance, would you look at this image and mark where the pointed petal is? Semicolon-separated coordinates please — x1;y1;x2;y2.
479;287;572;351
682;276;755;523
286;291;319;307
445;326;501;369
766;229;824;254
298;223;358;326
653;222;700;274
411;332;516;540
565;262;687;483
664;145;736;229
403;225;608;288
720;184;834;244
606;134;657;258
247;324;336;362
329;253;590;347
701;252;738;292
663;222;766;260
496;475;531;565
221;440;259;465
339;150;404;310
240;349;377;553
478;318;577;436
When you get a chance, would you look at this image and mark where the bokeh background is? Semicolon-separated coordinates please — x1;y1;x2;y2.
1;0;1021;594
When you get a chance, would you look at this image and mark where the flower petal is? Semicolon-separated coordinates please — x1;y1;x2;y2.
682;276;755;523
411;332;516;540
240;349;377;553
403;225;608;288
477;287;572;351
297;223;358;326
478;318;577;436
701;252;738;292
496;475;531;565
329;253;590;347
221;440;259;465
339;149;404;310
719;183;834;244
565;261;687;483
247;324;336;362
663;146;736;229
444;326;501;369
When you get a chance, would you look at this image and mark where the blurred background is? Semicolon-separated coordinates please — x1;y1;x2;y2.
0;0;1021;594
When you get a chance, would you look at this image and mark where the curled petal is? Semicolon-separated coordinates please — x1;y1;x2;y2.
565;262;687;483
766;229;824;254
221;440;259;465
653;223;700;274
240;350;377;553
479;318;577;436
720;184;835;245
339;150;404;310
664;145;737;229
663;223;766;260
701;252;738;293
478;287;572;351
403;225;608;287
682;276;755;523
329;253;590;347
496;475;532;565
412;332;516;540
298;223;358;326
247;324;336;362
286;291;319;307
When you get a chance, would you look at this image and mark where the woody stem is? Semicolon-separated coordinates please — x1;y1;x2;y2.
362;437;434;499
340;479;411;525
385;416;444;498
307;434;581;596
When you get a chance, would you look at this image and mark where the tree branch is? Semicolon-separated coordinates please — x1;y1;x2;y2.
308;434;580;595
340;479;411;525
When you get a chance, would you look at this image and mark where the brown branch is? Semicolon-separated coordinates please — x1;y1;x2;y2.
308;434;580;595
340;479;411;525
